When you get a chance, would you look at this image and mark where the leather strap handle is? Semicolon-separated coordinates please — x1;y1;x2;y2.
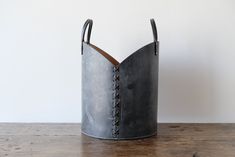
150;19;158;55
150;19;158;42
81;19;93;55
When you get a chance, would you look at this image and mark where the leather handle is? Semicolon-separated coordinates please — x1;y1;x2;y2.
150;19;158;55
150;19;158;42
81;19;93;55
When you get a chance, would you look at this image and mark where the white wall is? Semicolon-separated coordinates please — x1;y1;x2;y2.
0;0;235;123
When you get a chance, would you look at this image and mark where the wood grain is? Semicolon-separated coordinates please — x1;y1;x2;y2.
0;123;235;157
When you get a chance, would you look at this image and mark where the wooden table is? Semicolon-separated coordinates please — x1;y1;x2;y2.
0;123;235;157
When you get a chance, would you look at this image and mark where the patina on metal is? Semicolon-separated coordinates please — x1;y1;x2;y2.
81;19;159;140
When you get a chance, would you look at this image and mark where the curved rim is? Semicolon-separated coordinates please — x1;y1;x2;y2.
83;42;156;66
83;42;119;66
120;42;156;65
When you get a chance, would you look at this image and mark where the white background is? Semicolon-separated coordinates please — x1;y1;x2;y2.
0;0;235;123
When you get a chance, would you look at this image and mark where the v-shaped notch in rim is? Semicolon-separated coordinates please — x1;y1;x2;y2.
83;42;157;66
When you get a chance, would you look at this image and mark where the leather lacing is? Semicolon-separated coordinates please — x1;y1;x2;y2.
112;65;121;138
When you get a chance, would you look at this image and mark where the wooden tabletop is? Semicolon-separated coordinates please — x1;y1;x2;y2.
0;123;235;157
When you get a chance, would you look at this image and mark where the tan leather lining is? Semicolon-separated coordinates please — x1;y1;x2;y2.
89;44;119;66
